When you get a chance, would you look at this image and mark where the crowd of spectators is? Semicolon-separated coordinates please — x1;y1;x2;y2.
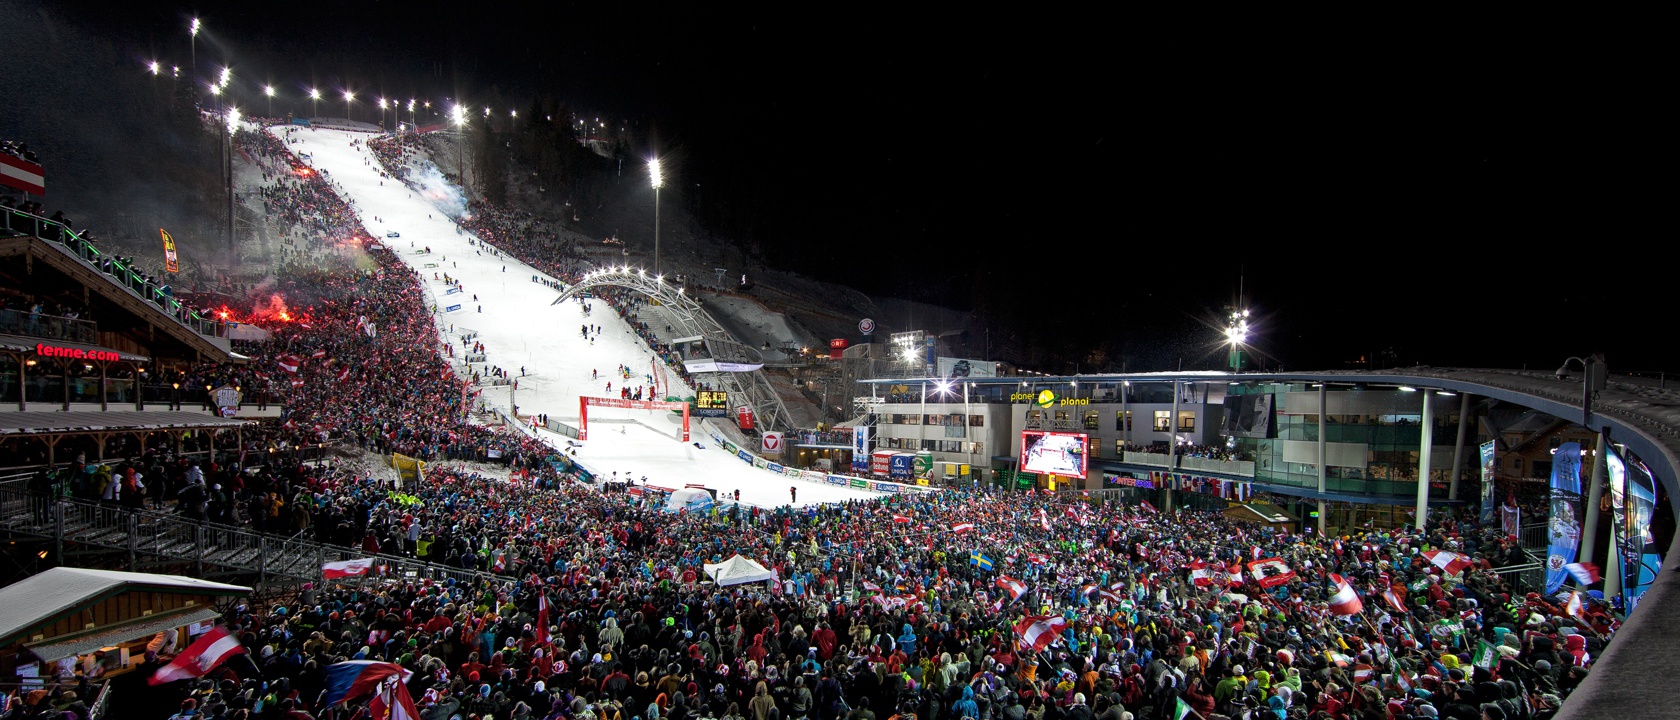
110;479;1612;720
2;138;39;163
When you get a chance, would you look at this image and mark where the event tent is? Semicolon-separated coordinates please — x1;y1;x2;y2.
704;554;777;586
664;487;716;513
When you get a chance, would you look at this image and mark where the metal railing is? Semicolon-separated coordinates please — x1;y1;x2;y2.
1;207;228;338
0;680;110;720
0;487;517;590
0;308;99;344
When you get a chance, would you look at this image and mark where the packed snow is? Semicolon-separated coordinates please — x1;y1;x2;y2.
277;126;885;508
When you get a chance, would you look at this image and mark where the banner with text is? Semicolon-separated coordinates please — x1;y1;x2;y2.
1544;441;1583;595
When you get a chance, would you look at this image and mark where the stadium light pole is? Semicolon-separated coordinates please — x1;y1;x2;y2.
1225;309;1250;372
264;85;275;118
649;157;664;277
451;104;468;192
309;88;321;118
226;107;240;251
343;90;355;122
189;18;200;80
378;98;388;130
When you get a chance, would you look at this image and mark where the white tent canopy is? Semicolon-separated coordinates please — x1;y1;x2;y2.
664;487;715;513
703;554;777;586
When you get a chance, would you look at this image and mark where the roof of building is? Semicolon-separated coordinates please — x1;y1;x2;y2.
0;567;250;646
0;411;251;436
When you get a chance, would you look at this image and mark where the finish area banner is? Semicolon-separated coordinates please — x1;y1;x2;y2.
1479;440;1497;524
1544;441;1584;595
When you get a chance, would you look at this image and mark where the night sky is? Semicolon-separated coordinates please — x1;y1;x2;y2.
12;3;1664;374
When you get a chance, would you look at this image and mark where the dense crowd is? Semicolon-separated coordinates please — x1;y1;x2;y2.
110;475;1616;720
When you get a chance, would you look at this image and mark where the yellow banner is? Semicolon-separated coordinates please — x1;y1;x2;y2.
160;228;179;274
390;453;427;483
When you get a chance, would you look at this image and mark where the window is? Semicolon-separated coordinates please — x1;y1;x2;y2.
969;415;984;428
1116;410;1132;432
1083;411;1099;430
1511;457;1523;473
1153;410;1172;431
1115;438;1127;456
1178;412;1196;431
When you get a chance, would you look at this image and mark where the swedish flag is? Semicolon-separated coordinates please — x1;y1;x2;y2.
970;552;994;571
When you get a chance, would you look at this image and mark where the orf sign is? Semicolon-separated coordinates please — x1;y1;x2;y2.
828;338;848;359
736;405;756;431
762;431;784;455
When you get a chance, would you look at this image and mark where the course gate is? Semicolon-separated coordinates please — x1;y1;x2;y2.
579;396;690;442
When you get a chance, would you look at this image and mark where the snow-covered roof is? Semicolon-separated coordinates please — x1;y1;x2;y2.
0;568;251;645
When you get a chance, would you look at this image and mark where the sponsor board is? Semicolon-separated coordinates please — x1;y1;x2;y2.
827;475;849;486
850;478;869;488
875;482;901;493
753;457;769;469
767;462;784;474
737;450;753;463
803;470;826;482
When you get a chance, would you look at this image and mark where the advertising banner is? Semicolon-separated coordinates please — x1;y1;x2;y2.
1609;447;1660;612
875;482;901;493
761;431;784;455
937;357;998;378
1479;440;1498;524
850;478;869;488
1544;442;1584;595
736;450;753;463
685;359;765;373
160;229;180;273
827;474;848;486
767;462;784;474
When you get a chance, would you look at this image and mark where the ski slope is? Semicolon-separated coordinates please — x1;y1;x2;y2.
278;126;884;508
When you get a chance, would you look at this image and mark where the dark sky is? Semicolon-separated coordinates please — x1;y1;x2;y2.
15;3;1666;373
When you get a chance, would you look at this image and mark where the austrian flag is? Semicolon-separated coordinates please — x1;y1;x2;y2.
1327;573;1363;616
149;626;244;685
950;522;975;533
1012;615;1067;653
995;575;1028;601
1189;560;1216;587
1422;550;1473;575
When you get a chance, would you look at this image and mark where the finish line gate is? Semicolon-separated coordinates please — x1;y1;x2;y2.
579;396;690;442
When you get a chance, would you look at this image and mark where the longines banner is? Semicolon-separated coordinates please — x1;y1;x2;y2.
1544;442;1583;595
937;357;997;378
1607;445;1659;613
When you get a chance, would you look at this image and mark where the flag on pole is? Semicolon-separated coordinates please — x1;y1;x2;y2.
322;661;413;706
1171;696;1194;720
1564;590;1586;620
1564;562;1601;585
148;626;245;685
323;558;375;579
1246;558;1296;588
1012;615;1067;653
368;677;423;720
1472;639;1499;670
1382;586;1407;613
1327;573;1363;616
1422;550;1473;575
535;591;550;644
995;575;1028;601
1189;560;1215;587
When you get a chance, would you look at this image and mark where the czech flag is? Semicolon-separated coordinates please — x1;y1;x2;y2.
322;661;413;707
1327;573;1363;616
1422;550;1473;575
149;626;244;685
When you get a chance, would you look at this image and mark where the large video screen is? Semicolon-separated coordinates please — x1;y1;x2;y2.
1021;430;1088;479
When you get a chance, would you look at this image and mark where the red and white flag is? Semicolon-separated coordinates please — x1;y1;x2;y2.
892;514;912;524
1026;554;1050;566
1140;500;1157;514
323;558;375;579
1039;508;1051;532
1327;573;1363;616
995;575;1028;601
149;626;245;685
1383;586;1407;613
311;349;328;359
337;365;351;383
950;523;975;534
1012;615;1067;653
1564;562;1601;586
1352;663;1375;683
1189;560;1215;587
1564;590;1586;620
0;153;45;195
1247;558;1296;588
1226;563;1245;585
277;354;302;374
1422;550;1473;575
368;677;422;720
535;592;550;644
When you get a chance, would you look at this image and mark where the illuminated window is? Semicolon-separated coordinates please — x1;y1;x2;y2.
1153;411;1171;431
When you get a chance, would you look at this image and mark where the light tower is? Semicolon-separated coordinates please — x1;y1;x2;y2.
649;157;664;276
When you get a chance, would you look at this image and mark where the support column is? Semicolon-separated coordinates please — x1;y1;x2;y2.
1121;381;1130;451
1579;428;1609;571
99;362;108;412
1604;527;1622;600
1317;385;1328;536
1448;392;1471;501
1166;381;1180;512
1415;392;1435;531
17;353;26;411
